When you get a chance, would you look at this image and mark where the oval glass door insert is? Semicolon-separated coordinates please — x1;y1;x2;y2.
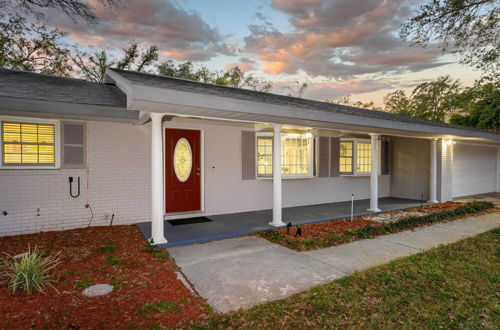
173;138;192;182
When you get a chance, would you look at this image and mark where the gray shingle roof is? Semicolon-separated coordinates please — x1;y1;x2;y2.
0;68;126;108
110;68;498;136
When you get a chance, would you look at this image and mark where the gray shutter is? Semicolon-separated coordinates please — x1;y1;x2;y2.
242;131;256;180
318;136;330;177
330;137;340;177
62;122;86;169
381;139;389;175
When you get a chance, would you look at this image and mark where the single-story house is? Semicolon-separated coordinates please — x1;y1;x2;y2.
0;68;499;243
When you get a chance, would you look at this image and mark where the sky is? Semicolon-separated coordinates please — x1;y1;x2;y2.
47;0;481;105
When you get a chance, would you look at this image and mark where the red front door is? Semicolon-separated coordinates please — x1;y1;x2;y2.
165;129;201;213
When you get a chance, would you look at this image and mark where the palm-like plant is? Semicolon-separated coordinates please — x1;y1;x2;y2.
0;246;60;295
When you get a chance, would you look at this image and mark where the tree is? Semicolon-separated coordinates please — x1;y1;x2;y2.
284;81;309;98
449;78;499;131
400;0;499;74
326;95;383;111
383;90;414;117
0;0;120;22
158;61;273;92
0;15;72;76
212;66;272;92
158;60;213;83
410;76;462;121
73;42;159;82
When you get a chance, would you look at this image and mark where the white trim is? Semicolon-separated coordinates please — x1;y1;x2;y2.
0;115;61;170
162;124;205;215
255;131;314;179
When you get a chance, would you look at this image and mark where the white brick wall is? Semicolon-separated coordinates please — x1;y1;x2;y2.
0;120;151;236
390;137;430;200
1;116;391;236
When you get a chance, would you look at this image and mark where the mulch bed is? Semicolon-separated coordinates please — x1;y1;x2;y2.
0;226;211;329
256;202;495;251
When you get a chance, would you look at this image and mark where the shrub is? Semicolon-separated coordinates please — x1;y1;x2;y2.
0;246;60;295
350;201;494;239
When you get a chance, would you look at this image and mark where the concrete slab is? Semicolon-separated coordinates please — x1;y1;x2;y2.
169;237;344;313
303;238;419;275
170;212;499;313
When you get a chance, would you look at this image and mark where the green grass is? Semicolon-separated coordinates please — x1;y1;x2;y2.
260;201;495;251
143;240;170;259
75;278;94;289
99;241;118;253
198;228;500;329
105;255;121;266
137;300;181;317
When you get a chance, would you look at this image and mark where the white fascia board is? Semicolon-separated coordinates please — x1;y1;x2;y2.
126;83;500;143
105;69;137;108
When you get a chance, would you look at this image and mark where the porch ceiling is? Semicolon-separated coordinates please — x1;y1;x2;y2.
106;69;500;144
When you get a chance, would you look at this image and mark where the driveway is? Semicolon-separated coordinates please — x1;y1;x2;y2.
169;211;500;313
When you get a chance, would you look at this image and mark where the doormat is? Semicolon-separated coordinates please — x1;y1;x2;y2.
168;217;213;226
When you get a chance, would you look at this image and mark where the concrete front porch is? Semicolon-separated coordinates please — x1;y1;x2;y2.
136;197;429;247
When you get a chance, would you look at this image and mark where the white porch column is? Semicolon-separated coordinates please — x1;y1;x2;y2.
428;139;438;203
270;124;285;226
150;113;168;245
367;133;381;212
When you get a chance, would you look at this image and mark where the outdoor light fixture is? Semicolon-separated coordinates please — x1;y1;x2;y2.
446;139;456;145
305;132;313;138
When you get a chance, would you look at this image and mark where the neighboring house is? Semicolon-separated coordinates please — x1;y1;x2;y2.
0;68;499;241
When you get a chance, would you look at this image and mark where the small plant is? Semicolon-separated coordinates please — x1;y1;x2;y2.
137;300;180;316
270;232;284;242
75;278;94;289
144;240;170;259
111;279;127;290
99;241;117;253
106;256;121;266
0;246;60;295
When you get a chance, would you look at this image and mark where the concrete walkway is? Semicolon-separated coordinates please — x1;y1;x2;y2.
169;212;500;313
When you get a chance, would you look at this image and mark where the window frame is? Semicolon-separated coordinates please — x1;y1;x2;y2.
339;138;381;176
255;132;314;179
0;116;61;169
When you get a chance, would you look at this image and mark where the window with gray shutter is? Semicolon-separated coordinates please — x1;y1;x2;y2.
317;136;330;177
62;122;86;169
330;137;340;177
242;131;256;180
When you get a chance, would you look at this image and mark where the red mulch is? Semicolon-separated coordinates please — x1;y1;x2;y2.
0;226;210;329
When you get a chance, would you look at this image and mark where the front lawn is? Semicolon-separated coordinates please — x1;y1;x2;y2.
0;226;210;329
202;228;500;329
257;200;496;251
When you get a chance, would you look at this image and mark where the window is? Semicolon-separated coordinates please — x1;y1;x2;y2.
257;136;273;176
339;141;354;174
1;119;58;168
257;133;313;178
340;139;374;176
356;142;371;173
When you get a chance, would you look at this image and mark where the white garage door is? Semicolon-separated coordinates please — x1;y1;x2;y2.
453;144;497;198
